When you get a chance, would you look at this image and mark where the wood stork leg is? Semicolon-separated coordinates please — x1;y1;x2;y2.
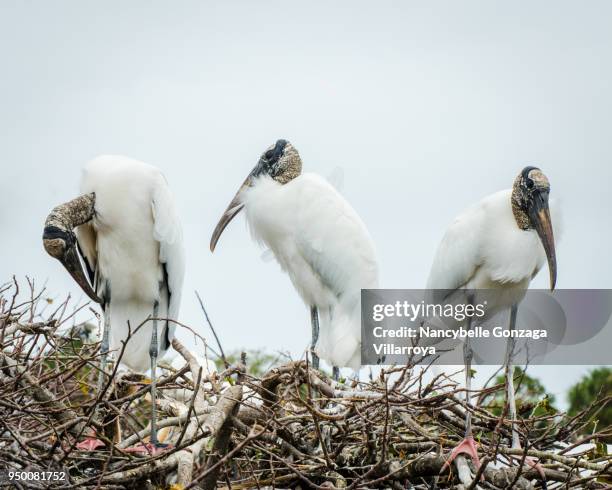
332;366;340;381
149;300;161;447
463;329;473;438
96;298;111;395
310;306;320;370
441;308;482;474
125;301;171;456
505;304;520;448
505;304;547;484
77;290;110;451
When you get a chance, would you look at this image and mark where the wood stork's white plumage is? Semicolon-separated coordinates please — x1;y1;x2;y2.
43;155;185;453
77;156;185;372
210;140;378;376
427;166;559;478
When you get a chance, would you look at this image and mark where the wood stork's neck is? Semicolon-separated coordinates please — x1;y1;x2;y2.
510;177;530;230
43;193;96;256
45;193;96;232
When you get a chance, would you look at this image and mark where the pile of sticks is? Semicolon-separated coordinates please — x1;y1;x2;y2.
0;279;610;489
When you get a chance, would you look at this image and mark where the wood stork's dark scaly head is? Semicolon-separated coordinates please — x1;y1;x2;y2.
512;166;557;290
210;139;302;251
42;193;102;303
255;139;302;184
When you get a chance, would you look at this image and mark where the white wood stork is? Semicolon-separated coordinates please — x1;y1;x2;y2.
427;166;558;478
210;139;378;378
43;155;185;454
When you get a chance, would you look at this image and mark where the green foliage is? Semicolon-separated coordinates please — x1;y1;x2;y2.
217;349;282;377
567;367;612;442
483;367;558;418
479;367;558;441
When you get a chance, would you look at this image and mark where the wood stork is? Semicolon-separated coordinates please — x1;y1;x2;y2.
427;166;558;477
210;139;378;378
43;155;185;454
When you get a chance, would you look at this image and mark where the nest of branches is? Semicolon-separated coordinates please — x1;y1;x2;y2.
0;279;610;489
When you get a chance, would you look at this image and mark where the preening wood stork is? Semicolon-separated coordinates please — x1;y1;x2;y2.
427;166;558;477
43;155;185;454
210;139;378;378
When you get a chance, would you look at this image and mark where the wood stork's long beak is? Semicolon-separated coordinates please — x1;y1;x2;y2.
63;241;102;303
210;175;252;252
43;228;102;303
43;193;101;303
528;191;557;290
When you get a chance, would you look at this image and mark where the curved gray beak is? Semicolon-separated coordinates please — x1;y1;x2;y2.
62;244;102;303
210;174;254;252
43;228;101;304
528;191;557;290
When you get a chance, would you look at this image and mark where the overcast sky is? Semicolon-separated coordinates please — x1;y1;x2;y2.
1;1;610;408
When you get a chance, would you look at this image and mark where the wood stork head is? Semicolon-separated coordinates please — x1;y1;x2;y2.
42;193;102;303
210;139;302;251
512;166;557;290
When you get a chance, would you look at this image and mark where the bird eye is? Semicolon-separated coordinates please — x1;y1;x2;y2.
264;150;274;161
526;178;534;189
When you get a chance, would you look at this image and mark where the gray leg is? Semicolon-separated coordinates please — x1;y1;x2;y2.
440;296;481;470
463;294;476;438
505;304;520;448
97;301;111;395
75;294;111;451
96;284;112;397
149;301;160;446
503;305;547;481
332;366;340;381
463;320;474;438
310;306;320;370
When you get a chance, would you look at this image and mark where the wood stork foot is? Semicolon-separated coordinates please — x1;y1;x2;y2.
440;436;481;476
124;442;172;456
512;451;547;487
76;436;105;451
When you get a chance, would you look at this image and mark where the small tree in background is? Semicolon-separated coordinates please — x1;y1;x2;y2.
219;349;284;377
481;367;558;434
567;367;612;443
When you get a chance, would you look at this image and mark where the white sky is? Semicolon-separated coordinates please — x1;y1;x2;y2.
1;1;611;408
